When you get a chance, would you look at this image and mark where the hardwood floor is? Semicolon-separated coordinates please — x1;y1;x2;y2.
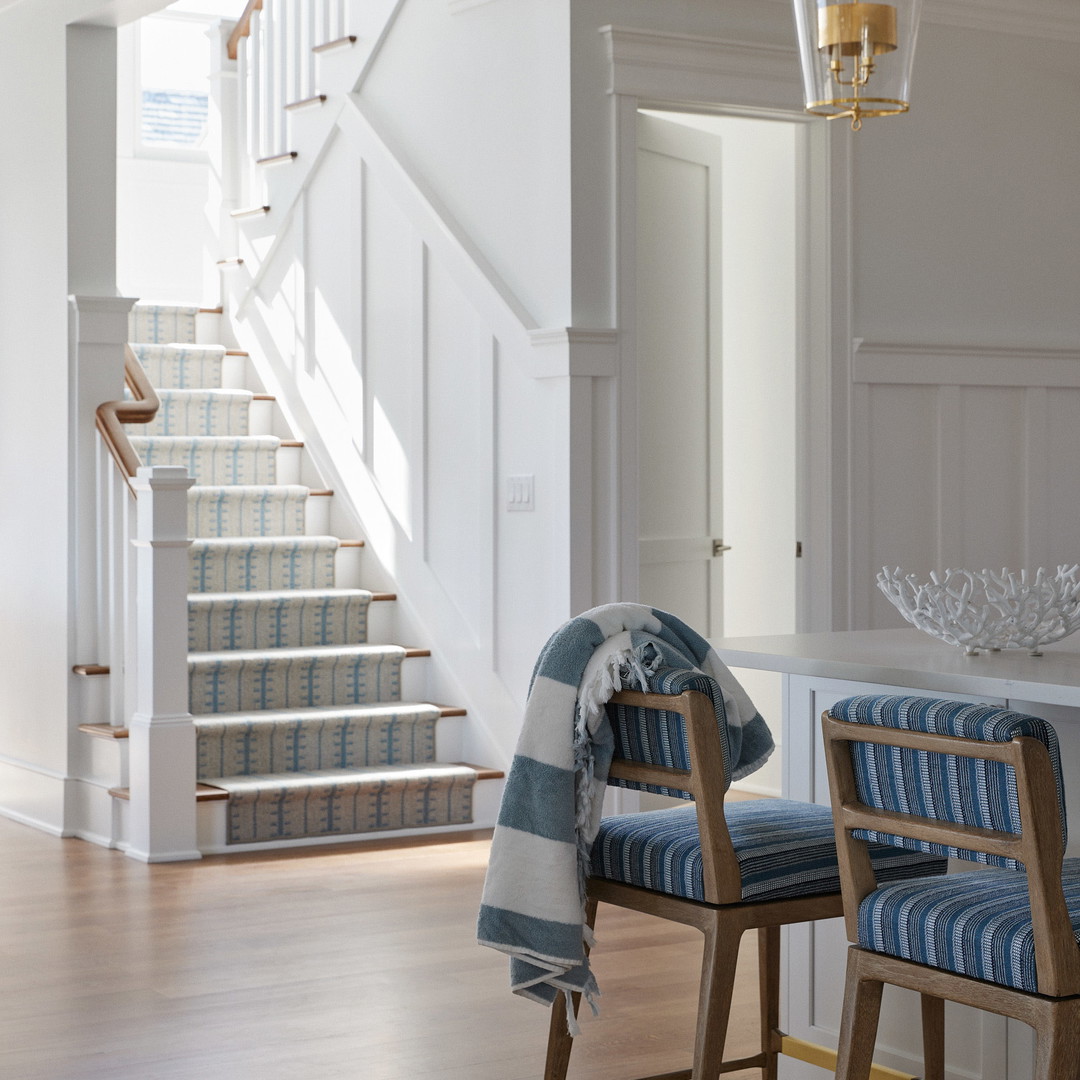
0;816;764;1080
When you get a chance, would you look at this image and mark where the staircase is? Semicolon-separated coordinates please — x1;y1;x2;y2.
105;302;500;852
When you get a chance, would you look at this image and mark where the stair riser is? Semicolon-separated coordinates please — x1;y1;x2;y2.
140;395;251;437
194;777;501;854
135;347;225;389
196;311;222;344
224;773;475;844
129;307;198;346
196;712;438;777
131;438;279;485
188;593;372;651
189;541;339;591
188;489;308;539
189;653;404;714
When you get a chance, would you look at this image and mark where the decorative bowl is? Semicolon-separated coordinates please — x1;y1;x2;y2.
877;565;1080;656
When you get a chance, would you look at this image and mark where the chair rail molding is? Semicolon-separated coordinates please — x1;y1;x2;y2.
853;342;1080;388
526;328;619;380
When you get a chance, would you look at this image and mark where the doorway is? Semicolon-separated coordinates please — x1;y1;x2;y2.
635;109;803;794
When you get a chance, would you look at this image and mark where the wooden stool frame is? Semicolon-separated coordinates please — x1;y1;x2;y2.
544;687;913;1080
822;710;1080;1080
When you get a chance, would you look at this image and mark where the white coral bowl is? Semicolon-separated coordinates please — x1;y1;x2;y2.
877;566;1080;655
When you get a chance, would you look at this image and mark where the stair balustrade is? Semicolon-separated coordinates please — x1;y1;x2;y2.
73;296;200;861
227;0;345;170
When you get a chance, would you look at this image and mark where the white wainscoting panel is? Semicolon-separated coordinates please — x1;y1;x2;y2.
852;343;1080;630
363;159;425;540
424;251;496;650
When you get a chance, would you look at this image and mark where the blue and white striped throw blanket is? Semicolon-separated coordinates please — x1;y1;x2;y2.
476;603;773;1023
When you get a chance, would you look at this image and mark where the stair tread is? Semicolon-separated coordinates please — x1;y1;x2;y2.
189;643;428;662
193;701;463;725
188;483;310;494
203;762;482;790
82;702;465;741
150;388;253;400
189;587;389;601
129;434;281;446
113;762;502;801
190;534;342;547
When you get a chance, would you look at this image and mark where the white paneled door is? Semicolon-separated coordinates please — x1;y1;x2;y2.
636;112;725;636
635;110;799;644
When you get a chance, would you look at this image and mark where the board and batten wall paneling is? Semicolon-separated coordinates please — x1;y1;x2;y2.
424;252;496;652
363;161;424;540
304;133;366;445
853;343;1080;630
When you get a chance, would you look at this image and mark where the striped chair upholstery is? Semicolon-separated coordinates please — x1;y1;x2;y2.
606;667;735;799
833;694;1067;868
591;798;948;903
856;860;1080;992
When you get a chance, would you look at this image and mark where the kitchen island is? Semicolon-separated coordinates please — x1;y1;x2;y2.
711;628;1080;1080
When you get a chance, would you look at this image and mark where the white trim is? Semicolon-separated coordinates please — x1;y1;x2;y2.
601;25;801;111
0;805;67;838
853;342;1080;387
448;0;505;12
526;328;619;379
924;0;1080;43
0;751;69;781
606;27;845;634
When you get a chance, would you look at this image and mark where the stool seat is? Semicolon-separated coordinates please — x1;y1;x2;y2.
592;799;947;903
858;857;1080;993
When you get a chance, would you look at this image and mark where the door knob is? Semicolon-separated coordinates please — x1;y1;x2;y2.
712;539;732;557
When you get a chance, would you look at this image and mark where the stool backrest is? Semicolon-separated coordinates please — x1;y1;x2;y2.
605;679;742;904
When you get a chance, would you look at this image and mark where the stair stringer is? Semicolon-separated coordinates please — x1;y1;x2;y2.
218;95;598;789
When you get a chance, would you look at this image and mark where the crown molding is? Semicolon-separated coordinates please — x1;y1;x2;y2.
923;0;1080;43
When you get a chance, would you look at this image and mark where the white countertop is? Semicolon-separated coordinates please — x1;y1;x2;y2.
711;628;1080;708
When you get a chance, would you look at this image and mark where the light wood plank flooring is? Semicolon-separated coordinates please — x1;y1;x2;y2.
0;816;764;1080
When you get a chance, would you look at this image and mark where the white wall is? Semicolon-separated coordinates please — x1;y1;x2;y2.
116;157;212;304
357;0;573;330
0;1;125;834
847;22;1080;629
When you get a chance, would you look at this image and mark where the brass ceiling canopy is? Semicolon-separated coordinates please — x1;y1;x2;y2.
793;0;922;130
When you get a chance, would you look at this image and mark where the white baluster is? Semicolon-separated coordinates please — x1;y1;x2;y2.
258;3;272;158
303;0;316;100
245;8;261;167
70;295;136;682
317;0;330;51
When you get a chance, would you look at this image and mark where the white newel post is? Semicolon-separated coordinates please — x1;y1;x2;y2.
127;465;200;863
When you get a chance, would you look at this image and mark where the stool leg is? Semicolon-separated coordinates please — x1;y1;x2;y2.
1033;998;1080;1080
919;994;945;1080
693;914;743;1080
834;948;883;1080
544;992;577;1080
758;925;781;1080
543;898;598;1080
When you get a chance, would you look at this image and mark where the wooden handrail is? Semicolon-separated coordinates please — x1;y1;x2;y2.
227;0;262;60
95;344;160;493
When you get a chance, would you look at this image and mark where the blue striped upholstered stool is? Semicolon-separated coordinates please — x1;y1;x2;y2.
545;673;947;1080
823;695;1080;1080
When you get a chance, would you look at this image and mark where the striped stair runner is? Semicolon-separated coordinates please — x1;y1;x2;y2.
127;304;480;845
